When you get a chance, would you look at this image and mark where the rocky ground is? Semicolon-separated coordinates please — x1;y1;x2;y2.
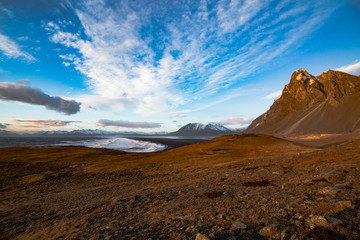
0;134;359;239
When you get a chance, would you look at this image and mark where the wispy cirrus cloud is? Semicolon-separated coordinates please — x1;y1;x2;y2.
170;114;186;118
336;61;360;75
0;33;35;61
47;0;334;115
264;90;282;100
96;119;162;129
0;82;81;115
11;120;81;128
219;117;254;126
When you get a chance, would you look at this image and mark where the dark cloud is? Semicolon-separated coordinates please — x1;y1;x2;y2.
0;123;10;129
0;82;81;115
97;119;162;129
12;120;81;127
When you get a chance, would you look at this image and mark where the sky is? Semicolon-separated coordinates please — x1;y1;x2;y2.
1;0;360;133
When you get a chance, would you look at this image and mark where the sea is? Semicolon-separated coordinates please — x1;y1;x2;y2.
0;136;167;153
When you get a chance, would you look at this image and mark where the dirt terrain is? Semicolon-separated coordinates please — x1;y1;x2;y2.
0;134;359;239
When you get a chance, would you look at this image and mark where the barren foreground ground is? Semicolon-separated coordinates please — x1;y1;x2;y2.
0;134;359;239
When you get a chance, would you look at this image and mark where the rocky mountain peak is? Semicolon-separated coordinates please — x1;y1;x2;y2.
246;69;360;135
168;122;234;137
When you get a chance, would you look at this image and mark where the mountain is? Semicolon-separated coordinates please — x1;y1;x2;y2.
246;69;360;135
169;123;234;137
0;130;19;137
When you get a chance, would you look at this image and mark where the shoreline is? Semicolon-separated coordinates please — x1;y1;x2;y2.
127;136;208;150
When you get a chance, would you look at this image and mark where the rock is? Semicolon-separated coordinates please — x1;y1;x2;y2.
272;170;282;175
306;215;330;229
232;221;247;230
195;233;209;240
259;224;281;238
306;215;342;229
335;200;352;211
322;168;347;183
334;183;352;189
326;216;343;226
318;186;341;195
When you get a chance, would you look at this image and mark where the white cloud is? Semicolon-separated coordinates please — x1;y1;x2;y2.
47;0;333;115
264;90;282;100
0;33;35;61
336;61;360;75
62;62;71;67
219;117;254;126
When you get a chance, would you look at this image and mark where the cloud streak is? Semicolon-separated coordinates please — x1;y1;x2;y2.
170;114;186;118
0;82;81;115
336;61;360;75
97;119;162;129
12;120;81;128
0;33;35;61
264;90;282;100
47;0;333;115
219;117;254;126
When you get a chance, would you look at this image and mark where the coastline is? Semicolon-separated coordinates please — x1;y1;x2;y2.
127;136;208;150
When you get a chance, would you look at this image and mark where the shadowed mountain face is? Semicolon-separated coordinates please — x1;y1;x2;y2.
247;69;360;135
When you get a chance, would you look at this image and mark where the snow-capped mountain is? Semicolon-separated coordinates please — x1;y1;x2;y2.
168;123;235;137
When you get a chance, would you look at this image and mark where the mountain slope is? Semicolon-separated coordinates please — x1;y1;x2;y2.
246;69;360;135
169;123;234;137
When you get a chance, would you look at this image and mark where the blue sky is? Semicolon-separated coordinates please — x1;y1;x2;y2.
1;0;360;132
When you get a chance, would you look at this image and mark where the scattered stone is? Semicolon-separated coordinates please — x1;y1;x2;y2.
195;233;209;240
326;216;343;226
258;224;281;238
335;200;352;211
322;168;347;183
306;215;342;229
232;221;247;230
318;186;341;195
306;215;329;229
334;182;352;189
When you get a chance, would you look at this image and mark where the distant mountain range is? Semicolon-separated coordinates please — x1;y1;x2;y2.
168;123;237;137
0;129;168;137
246;69;360;135
0;123;240;138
